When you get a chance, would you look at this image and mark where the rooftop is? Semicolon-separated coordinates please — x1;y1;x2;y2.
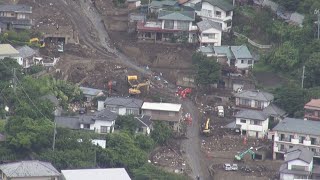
285;147;314;164
104;97;143;108
234;89;274;101
262;103;286;117
230;45;253;59
0;5;32;13
79;87;104;96
197;19;222;32
279;163;310;176
273;117;320;136
235;109;268;121
61;168;131;180
158;10;195;21
135;114;152;127
304;99;320;110
142;102;182;112
17;45;37;58
0;160;60;178
203;0;234;12
149;0;177;8
0;44;20;56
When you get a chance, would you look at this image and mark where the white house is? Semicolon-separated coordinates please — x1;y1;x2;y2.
279;147;314;180
61;168;131;180
0;44;20;63
55;109;118;134
98;97;143;115
235;109;269;138
197;19;222;46
195;0;234;31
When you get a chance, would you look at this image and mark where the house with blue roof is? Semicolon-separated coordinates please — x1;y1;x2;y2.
137;9;198;43
198;44;255;71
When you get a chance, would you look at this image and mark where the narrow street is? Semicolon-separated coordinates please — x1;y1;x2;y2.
182;100;211;180
58;0;210;179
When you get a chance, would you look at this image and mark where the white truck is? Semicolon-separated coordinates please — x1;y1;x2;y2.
217;106;224;117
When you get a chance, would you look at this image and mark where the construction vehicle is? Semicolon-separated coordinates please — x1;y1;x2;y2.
217;106;224;117
29;38;45;48
129;80;150;95
176;87;192;98
127;75;139;87
201;118;212;136
234;147;255;161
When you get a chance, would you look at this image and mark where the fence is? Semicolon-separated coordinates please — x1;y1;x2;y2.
234;32;272;49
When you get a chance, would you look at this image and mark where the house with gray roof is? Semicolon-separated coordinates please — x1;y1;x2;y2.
0;5;32;30
235;109;269;138
279;147;314;180
16;45;38;68
197;19;222;46
198;45;254;70
137;9;198;43
79;86;104;102
272;117;320;160
189;0;234;31
234;89;274;109
55;109;118;134
0;160;60;180
98;97;143;115
149;0;178;13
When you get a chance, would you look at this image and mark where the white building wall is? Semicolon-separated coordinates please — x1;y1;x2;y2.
287;159;312;172
236;117;269;138
118;107;126;115
280;173;294;180
235;58;253;69
184;0;201;7
90;120;115;133
200;28;222;46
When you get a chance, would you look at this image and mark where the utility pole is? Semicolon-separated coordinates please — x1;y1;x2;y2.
52;121;56;151
315;9;320;39
301;65;305;89
12;68;16;94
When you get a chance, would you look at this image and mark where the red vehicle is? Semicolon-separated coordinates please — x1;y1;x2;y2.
176;87;192;99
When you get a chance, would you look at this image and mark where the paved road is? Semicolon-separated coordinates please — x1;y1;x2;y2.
57;0;211;179
182;100;211;180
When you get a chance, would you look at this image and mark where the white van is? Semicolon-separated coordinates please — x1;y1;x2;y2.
217;106;224;117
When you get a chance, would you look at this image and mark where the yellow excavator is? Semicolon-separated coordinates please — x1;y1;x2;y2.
127;75;139;87
129;80;150;95
29;38;45;48
201;118;212;136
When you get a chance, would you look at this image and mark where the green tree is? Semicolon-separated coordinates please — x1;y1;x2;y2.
192;53;221;85
98;132;147;169
135;134;155;152
151;122;172;145
5;116;53;153
133;164;187;180
269;41;299;70
305;52;320;88
277;0;300;11
273;85;306;117
115;115;139;134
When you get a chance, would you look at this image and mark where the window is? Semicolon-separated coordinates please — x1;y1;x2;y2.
126;108;137;115
255;101;261;108
226;11;232;17
177;21;189;30
289;135;294;141
299;136;305;143
107;106;117;112
248;60;253;64
203;33;216;39
202;9;212;17
83;124;90;129
215;11;221;17
241;60;244;64
280;144;285;151
289;145;293;149
280;134;285;141
311;137;316;145
251;120;261;125
164;20;174;29
100;126;109;133
240;98;250;106
240;119;246;123
227;21;232;27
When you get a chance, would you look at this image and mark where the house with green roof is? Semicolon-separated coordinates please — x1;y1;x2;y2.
181;0;234;31
137;10;198;43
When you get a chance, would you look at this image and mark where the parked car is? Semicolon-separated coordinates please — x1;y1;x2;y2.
223;163;232;171
231;164;238;171
58;42;64;52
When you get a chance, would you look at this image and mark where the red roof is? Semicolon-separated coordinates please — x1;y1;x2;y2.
304;99;320;110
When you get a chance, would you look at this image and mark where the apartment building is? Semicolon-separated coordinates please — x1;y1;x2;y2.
272;117;320;160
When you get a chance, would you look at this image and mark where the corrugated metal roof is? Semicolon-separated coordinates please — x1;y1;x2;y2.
273;117;320;136
285;147;314;164
234;109;268;121
198;46;214;53
0;5;32;13
0;44;19;56
17;45;36;58
150;0;177;8
158;10;195;21
230;45;253;59
202;0;234;12
234;90;274;101
142;102;182;112
213;46;233;59
0;161;60;178
197;19;222;32
61;168;131;180
104;97;143;108
80;87;104;96
262;103;286;116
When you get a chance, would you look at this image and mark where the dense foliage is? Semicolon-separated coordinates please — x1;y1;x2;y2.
192;53;221;85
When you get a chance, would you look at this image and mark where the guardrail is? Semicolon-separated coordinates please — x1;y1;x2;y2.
234;32;272;49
